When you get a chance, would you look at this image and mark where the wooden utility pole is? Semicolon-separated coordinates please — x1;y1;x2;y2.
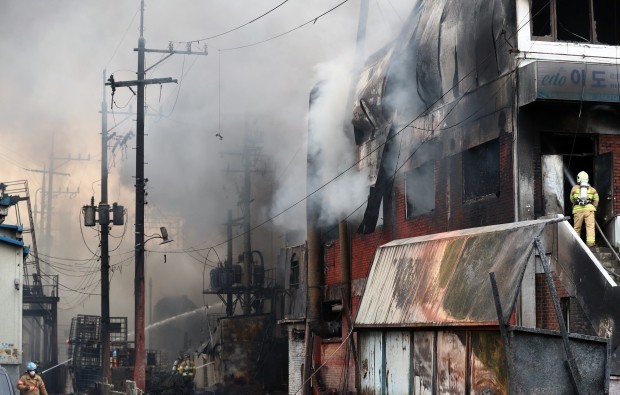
106;1;206;389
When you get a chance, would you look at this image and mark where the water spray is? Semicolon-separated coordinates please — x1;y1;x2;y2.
145;306;208;332
127;302;225;337
40;358;72;374
195;361;215;370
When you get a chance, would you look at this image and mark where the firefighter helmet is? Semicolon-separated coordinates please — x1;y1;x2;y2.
577;171;589;183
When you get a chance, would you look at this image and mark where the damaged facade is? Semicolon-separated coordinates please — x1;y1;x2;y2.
294;0;620;394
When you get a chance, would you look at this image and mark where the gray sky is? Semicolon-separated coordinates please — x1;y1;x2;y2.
0;0;414;338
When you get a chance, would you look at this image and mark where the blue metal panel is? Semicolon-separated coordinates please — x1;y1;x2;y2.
0;235;23;247
0;224;22;232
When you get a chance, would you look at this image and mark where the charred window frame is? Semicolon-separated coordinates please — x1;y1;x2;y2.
289;253;299;289
406;161;435;219
560;296;571;331
322;300;343;339
462;139;500;201
531;0;620;45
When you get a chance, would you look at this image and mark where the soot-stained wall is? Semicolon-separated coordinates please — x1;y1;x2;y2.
352;0;518;235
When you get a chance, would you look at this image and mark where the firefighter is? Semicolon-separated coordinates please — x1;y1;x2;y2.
570;171;599;247
177;353;196;394
16;361;48;395
171;355;183;374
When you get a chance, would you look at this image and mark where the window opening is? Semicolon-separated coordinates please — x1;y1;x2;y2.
322;300;343;339
406;161;435;218
560;297;571;331
531;0;620;45
289;253;299;289
462;139;500;201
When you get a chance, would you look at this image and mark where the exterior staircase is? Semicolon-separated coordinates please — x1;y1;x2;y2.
590;246;620;282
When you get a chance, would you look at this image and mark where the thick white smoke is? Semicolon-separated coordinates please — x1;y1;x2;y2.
306;56;370;225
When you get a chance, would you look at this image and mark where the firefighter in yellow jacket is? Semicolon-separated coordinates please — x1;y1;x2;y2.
16;361;48;395
570;171;599;247
178;353;196;394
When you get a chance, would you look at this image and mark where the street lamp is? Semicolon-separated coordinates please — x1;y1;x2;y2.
143;227;173;245
134;226;172;389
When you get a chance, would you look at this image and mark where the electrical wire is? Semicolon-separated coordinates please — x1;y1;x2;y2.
154;0;537;259
219;0;351;52
173;0;290;44
105;5;141;70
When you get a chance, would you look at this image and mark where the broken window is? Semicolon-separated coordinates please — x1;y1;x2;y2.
531;0;620;45
560;296;571;330
462;139;500;201
322;300;342;338
406;161;435;218
289;253;299;289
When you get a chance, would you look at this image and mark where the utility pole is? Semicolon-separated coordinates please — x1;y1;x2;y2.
28;138;86;256
26;165;70;245
81;71;127;384
105;1;206;389
242;136;252;315
222;129;269;315
226;210;234;317
101;69;111;384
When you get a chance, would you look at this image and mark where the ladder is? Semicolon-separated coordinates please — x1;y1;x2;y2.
3;180;42;290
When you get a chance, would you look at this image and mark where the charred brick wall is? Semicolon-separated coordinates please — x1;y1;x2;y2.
535;272;595;336
599;134;620;215
318;340;356;394
393;126;515;238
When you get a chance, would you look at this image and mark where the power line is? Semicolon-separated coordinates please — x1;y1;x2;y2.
219;0;351;52
173;0;290;44
158;1;529;257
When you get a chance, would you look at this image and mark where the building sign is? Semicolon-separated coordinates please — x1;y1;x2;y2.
536;61;620;102
0;343;19;364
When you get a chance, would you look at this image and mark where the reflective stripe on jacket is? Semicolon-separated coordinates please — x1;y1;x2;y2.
178;361;195;376
570;185;599;213
16;373;48;395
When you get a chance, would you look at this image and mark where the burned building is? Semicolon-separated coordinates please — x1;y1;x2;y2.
297;0;620;394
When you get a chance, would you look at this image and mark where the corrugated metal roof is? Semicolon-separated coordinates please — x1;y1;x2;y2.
355;219;554;327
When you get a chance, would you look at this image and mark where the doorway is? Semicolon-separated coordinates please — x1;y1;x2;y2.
540;132;613;228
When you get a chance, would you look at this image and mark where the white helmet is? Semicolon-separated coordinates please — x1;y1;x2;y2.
577;171;589;183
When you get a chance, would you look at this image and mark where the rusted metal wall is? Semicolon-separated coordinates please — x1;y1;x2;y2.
412;331;434;395
385;331;410;394
359;331;383;394
436;331;467;394
359;329;508;395
358;327;607;394
470;331;507;394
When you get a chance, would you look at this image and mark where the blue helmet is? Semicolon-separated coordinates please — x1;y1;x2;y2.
26;361;37;371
